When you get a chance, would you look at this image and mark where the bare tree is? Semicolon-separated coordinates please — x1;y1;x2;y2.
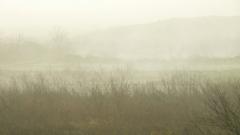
198;80;240;135
50;27;68;46
8;32;26;49
0;30;6;46
50;27;69;58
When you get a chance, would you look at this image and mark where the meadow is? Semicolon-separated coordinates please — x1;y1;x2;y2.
0;67;239;135
0;16;240;134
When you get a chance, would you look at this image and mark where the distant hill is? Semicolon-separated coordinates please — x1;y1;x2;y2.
75;16;240;59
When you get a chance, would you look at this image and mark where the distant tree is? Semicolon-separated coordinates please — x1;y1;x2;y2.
50;27;67;46
0;30;6;64
0;30;6;47
8;32;27;50
6;32;41;63
50;27;69;58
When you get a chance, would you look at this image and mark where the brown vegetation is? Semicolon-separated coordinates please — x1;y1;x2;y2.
0;70;239;135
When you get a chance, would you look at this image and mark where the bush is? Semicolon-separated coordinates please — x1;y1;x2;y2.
0;70;239;135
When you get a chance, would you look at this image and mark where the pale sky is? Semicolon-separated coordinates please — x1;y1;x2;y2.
1;0;240;35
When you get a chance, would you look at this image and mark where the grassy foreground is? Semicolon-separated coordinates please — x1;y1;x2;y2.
0;70;239;135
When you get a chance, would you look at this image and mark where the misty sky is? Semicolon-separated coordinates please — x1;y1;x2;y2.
1;0;240;35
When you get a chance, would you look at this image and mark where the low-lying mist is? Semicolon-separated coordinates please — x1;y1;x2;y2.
1;16;240;71
1;15;240;135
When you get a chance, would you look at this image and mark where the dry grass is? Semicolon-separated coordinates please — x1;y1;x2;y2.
0;70;239;135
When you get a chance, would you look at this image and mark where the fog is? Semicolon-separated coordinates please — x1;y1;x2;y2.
1;1;240;134
1;0;240;70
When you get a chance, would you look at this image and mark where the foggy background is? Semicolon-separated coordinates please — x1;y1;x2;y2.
1;1;240;135
0;0;240;70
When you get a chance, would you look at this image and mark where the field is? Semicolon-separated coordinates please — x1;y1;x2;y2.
0;61;240;135
1;16;240;134
1;2;240;135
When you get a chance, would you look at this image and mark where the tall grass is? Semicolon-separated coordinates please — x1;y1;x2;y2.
0;70;239;135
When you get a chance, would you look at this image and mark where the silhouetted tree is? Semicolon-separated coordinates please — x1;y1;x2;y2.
199;80;240;135
50;27;69;58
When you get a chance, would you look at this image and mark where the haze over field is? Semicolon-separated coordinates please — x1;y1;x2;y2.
0;0;240;65
1;1;240;135
75;16;240;59
0;16;240;66
0;0;240;69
